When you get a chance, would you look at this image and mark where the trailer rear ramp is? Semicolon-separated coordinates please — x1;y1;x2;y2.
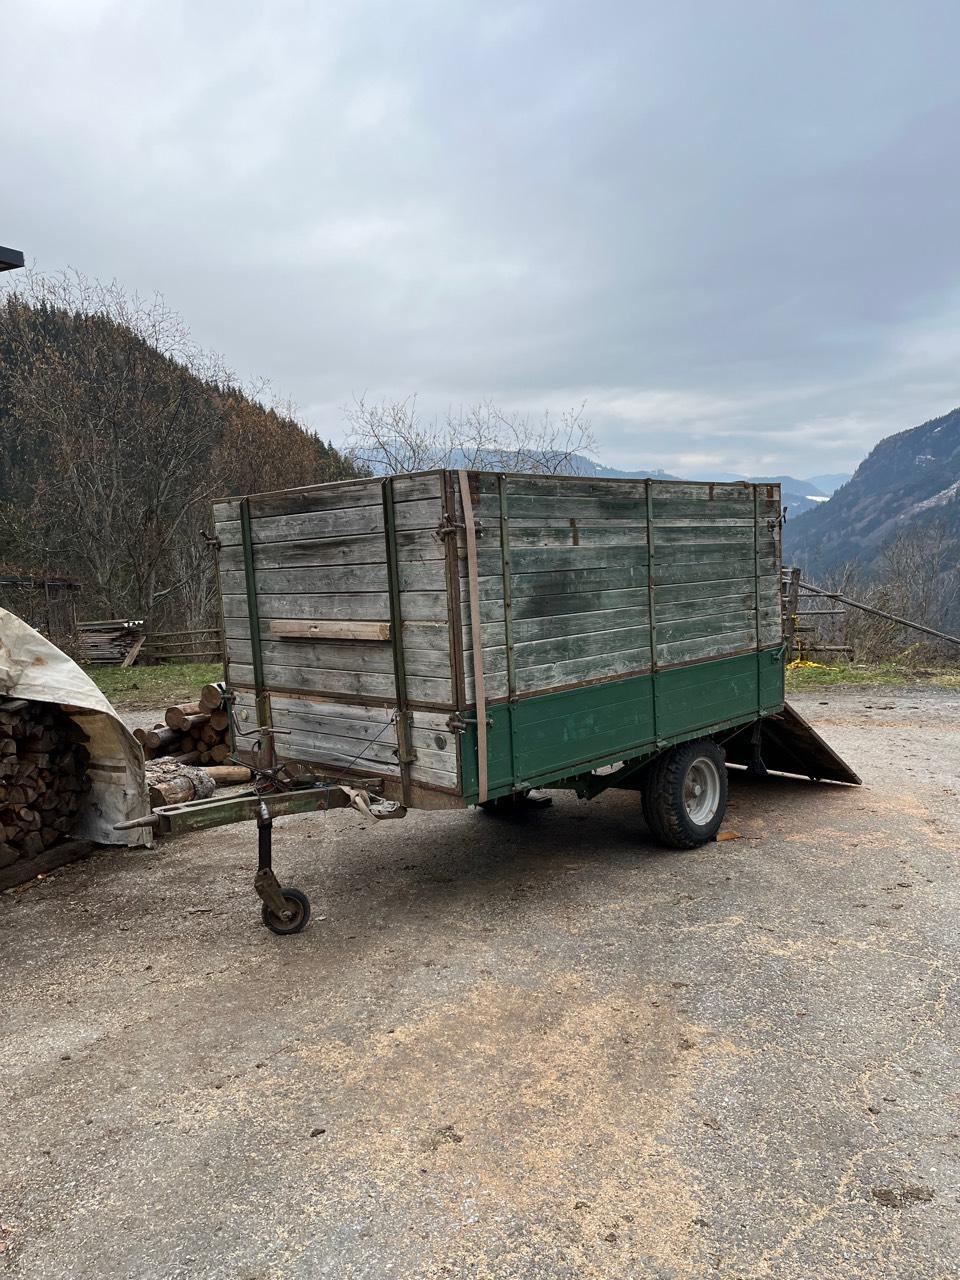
724;701;861;785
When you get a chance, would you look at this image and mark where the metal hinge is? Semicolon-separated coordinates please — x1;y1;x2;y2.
436;511;483;539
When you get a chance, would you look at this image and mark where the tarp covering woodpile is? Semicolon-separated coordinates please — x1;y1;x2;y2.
0;609;151;848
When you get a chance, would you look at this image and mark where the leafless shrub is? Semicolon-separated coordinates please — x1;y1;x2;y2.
798;523;960;664
344;395;595;476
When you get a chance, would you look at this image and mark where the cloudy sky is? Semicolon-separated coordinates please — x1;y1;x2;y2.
4;0;960;479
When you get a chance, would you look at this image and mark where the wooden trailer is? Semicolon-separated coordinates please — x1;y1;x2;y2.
198;470;858;932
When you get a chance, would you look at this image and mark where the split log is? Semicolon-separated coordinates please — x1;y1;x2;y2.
206;765;251;784
148;776;196;807
164;703;204;730
144;726;181;752
199;684;225;712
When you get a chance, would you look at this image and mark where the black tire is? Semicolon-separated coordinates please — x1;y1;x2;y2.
261;887;311;935
641;739;727;849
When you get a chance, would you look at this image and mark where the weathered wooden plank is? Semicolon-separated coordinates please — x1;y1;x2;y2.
462;585;650;627
270;619;392;642
651;517;757;528
508;648;651;698
655;611;760;645
248;478;385;519
230;637;451;679
219;559;446;595
478;475;649;500
227;636;399;674
653;592;756;623
223;591;390;622
223;590;447;623
463;605;650;651
473;493;647;521
230;662;452;704
652;527;757;547
649;498;755;518
463;626;651;678
650;482;757;503
653;575;770;606
217;528;444;572
654;556;778;584
466;563;650;603
655;631;756;665
270;727;458;785
233;689;452;732
235;699;455;760
216;498;442;548
215;473;441;523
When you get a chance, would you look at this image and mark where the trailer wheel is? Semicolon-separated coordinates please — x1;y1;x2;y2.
641;740;727;849
261;887;311;935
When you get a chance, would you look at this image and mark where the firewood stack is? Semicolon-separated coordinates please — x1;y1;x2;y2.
133;684;233;766
0;697;92;868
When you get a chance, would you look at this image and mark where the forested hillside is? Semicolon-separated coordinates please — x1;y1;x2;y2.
0;276;361;630
784;407;960;574
783;407;960;641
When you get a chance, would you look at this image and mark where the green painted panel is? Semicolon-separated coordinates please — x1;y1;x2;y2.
460;647;785;802
759;645;785;709
654;653;760;738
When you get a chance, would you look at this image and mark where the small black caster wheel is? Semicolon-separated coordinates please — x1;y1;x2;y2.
261;887;311;935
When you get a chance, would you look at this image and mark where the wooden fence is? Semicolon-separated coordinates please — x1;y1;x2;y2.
139;627;223;664
77;621;222;666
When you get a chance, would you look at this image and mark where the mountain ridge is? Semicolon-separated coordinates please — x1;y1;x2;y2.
783;406;960;575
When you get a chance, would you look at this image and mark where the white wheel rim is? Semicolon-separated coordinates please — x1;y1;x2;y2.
683;756;721;826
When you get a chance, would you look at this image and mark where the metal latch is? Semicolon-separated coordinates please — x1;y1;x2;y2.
446;712;493;732
436;510;483;539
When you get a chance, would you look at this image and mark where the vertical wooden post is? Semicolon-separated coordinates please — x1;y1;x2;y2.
643;480;660;746
239;497;273;763
382;477;415;806
497;473;518;789
458;470;488;804
783;566;802;661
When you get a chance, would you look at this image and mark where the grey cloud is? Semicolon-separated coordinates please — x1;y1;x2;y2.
4;0;960;477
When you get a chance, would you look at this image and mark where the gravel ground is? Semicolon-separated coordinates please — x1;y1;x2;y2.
2;687;958;1279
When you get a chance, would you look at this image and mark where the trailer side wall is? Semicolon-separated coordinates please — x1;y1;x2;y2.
213;472;783;806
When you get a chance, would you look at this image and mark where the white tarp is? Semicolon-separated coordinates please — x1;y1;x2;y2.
0;609;151;847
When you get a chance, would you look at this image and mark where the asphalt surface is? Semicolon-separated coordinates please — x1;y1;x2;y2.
2;688;958;1279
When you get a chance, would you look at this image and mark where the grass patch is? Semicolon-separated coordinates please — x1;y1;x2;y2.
786;660;960;691
85;661;225;710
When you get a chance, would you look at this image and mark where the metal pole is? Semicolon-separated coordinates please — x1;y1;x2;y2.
799;581;960;648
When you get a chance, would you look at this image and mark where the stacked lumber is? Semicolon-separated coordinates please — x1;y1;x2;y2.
76;619;145;666
133;683;234;766
0;697;91;869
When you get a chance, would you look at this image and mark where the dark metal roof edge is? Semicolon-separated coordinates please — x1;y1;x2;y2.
0;245;25;271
